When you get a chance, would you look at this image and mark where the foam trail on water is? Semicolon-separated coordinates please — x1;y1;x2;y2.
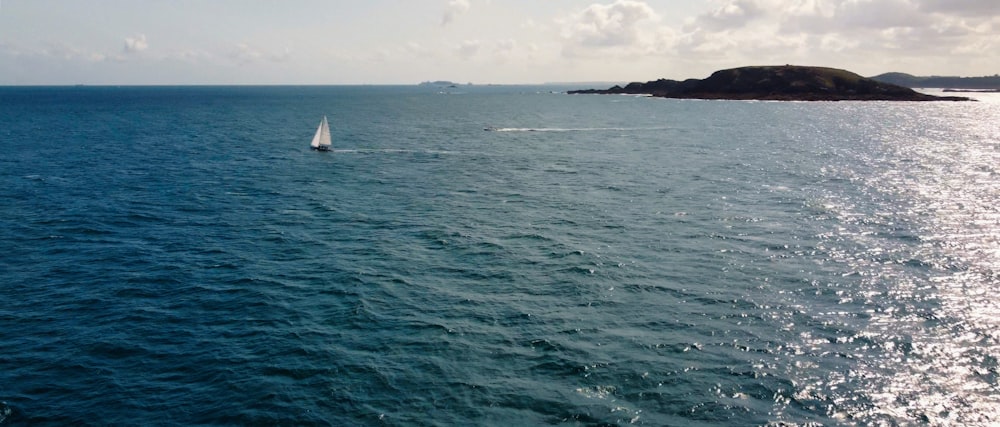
330;149;455;155
491;127;672;132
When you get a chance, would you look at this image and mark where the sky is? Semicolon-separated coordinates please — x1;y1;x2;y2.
0;0;998;85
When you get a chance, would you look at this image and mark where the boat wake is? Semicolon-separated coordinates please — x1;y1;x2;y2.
329;149;456;155
487;127;670;132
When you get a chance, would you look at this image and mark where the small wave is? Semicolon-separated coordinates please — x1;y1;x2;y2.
506;232;553;242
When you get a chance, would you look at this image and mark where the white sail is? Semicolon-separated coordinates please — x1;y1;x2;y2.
311;116;331;149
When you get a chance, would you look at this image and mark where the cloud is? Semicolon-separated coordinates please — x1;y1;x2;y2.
550;0;999;75
766;0;1000;59
455;39;480;59
778;0;931;34
272;47;292;62
562;0;660;47
43;43;82;60
916;0;1000;16
442;0;470;26
123;34;148;54
668;0;1000;75
168;49;214;63
489;39;520;63
495;38;516;55
231;43;262;64
685;0;764;32
227;43;291;65
404;41;430;57
559;0;664;57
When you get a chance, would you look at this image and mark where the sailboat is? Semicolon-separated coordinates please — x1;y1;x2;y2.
310;116;332;151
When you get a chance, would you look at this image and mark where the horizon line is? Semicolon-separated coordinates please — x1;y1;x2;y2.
0;82;620;88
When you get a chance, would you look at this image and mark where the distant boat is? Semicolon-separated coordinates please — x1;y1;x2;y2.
311;116;332;151
483;126;499;131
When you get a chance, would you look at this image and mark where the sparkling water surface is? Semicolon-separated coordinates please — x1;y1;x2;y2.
1;86;998;426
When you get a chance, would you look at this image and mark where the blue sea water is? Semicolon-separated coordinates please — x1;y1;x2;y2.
1;85;998;426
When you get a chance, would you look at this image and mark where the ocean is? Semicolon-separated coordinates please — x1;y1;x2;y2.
1;85;998;426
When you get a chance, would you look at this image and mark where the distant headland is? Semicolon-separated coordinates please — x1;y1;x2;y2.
569;65;971;101
870;72;1000;90
418;80;470;87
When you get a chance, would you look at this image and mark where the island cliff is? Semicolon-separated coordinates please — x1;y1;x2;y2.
569;65;971;101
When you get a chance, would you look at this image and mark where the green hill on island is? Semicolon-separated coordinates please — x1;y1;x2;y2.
570;65;970;101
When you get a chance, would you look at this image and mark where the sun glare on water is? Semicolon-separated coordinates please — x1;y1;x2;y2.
816;98;1000;425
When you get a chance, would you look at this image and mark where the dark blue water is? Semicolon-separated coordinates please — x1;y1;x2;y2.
2;86;998;426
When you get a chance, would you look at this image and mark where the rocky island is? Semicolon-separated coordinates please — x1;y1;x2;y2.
569;65;971;101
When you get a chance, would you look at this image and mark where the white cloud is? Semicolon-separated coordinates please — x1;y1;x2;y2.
818;33;859;52
642;0;998;76
367;41;442;66
274;47;292;62
404;41;430;57
231;43;262;64
495;38;516;55
770;0;999;64
227;43;292;65
917;0;1000;16
123;34;148;54
779;0;931;33
455;39;480;59
168;49;214;63
685;0;764;32
442;0;471;26
36;42;117;62
2;0;998;84
559;0;662;57
490;38;519;63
